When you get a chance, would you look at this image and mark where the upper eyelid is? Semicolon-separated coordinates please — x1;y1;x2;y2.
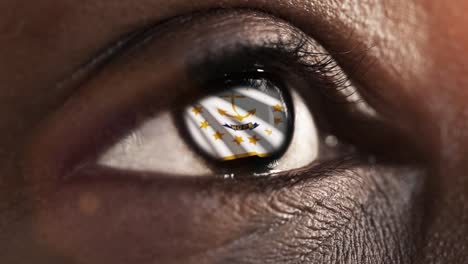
63;8;369;102
57;8;309;89
56;9;375;136
46;7;375;124
57;10;340;114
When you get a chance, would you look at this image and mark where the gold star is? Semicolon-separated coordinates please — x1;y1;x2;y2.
192;106;203;115
265;129;273;135
272;104;284;112
213;131;225;140
248;135;261;145
274;117;282;124
233;136;244;145
200;120;209;129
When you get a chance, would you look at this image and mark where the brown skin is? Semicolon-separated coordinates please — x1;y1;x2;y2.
0;0;467;263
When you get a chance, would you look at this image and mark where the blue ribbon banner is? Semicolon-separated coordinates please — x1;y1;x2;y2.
223;122;259;131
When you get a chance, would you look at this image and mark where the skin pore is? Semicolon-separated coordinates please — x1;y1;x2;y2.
0;0;467;263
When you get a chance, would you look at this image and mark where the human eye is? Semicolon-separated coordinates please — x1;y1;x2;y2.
98;72;319;177
29;9;407;182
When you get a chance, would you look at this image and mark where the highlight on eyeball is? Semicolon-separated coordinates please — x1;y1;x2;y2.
183;79;293;162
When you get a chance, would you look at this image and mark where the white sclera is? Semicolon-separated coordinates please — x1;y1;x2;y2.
98;87;318;176
274;91;318;172
98;112;211;176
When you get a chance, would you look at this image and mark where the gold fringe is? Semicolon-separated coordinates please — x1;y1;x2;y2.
222;152;271;161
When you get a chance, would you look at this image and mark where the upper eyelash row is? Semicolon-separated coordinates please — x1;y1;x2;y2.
274;33;376;116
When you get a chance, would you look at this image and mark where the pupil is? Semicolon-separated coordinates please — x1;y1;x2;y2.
183;78;293;163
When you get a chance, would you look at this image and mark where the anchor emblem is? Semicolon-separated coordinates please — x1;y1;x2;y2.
218;93;256;121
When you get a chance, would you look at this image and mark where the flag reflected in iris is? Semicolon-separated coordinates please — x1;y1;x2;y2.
184;80;292;161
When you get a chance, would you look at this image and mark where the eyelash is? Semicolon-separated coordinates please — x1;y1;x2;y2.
187;40;359;100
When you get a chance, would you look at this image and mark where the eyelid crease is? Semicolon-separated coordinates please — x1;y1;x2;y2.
54;8;360;95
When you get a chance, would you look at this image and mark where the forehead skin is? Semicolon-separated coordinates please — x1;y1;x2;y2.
0;0;468;263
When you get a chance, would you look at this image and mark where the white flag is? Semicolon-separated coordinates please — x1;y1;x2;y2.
184;83;291;161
